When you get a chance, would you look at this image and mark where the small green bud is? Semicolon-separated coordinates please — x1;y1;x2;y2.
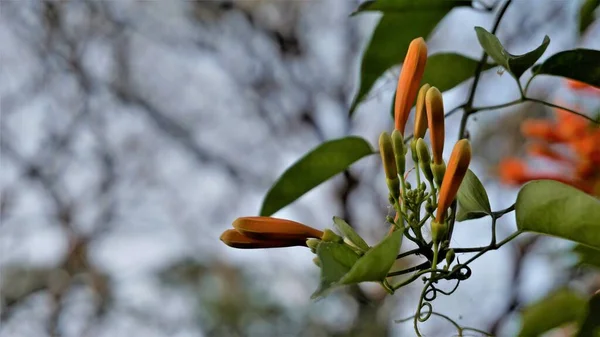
445;249;455;266
416;139;434;182
321;229;343;243
379;132;398;180
405;181;412;190
388;194;395;204
386;216;395;223
313;257;321;267
387;178;400;200
425;201;434;214
430;220;447;243
420;182;426;192
431;162;446;187
391;130;406;174
410;139;419;163
306;238;321;253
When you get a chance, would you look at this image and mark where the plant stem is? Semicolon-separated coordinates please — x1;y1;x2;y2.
525;98;598;123
387;261;431;277
492;203;515;218
453;230;522;254
458;0;513;140
396;248;423;260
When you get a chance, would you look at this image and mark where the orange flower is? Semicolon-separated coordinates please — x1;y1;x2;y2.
567;79;600;95
413;84;431;139
436;139;471;222
498;95;600;197
520;120;562;143
425;87;445;165
221;216;324;249
394;37;428;133
527;143;570;163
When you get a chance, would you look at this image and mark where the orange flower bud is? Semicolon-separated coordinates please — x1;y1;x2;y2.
425;87;445;165
394;37;428;133
232;216;323;241
220;229;306;249
435;139;471;222
413;84;431;139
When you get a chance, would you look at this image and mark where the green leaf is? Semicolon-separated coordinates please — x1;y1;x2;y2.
312;241;360;299
353;0;470;14
474;26;550;79
579;0;600;35
338;229;402;284
260;137;374;216
515;180;600;249
576;292;600;337
518;289;587;337
456;169;492;221
422;53;496;93
332;216;370;252
532;49;600;88
349;0;469;115
573;244;600;269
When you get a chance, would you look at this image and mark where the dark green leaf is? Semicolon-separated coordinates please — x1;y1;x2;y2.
579;0;600;35
349;0;469;115
532;49;600;88
576;292;600;337
515;180;600;249
339;229;402;284
573;244;600;269
422;53;496;93
456;169;492;221
518;289;587;337
312;242;360;299
474;26;550;79
332;217;370;252
353;0;469;14
260;137;374;216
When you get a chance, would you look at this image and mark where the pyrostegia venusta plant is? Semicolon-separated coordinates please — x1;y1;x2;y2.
221;20;600;335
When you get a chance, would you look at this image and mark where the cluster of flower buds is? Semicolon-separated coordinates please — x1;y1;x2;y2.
379;37;472;244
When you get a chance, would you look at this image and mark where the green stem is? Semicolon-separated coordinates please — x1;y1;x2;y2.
471;98;523;113
453;230;522;254
492;203;515;218
387;261;431;277
396;248;423;260
525;97;598;123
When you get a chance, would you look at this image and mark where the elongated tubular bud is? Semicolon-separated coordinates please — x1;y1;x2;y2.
379;132;398;180
220;229;307;249
391;130;406;175
394;38;428;134
233;217;323;241
435;140;472;222
413;84;431;139
425;87;445;165
416;139;434;182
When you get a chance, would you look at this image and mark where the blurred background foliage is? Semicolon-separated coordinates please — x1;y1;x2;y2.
0;0;599;336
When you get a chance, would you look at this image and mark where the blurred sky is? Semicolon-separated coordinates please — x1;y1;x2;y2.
1;1;599;336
